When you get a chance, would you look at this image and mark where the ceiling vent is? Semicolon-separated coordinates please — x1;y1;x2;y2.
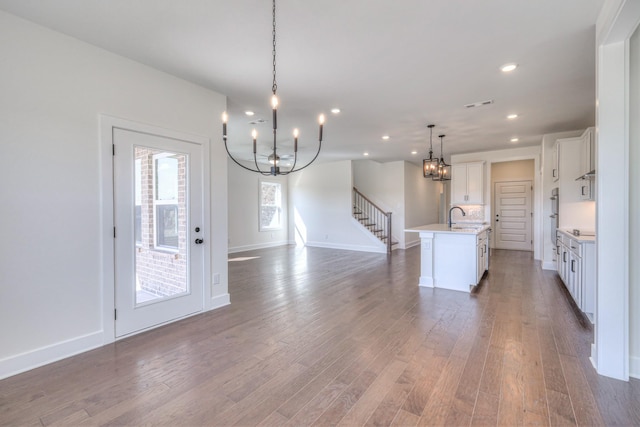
464;99;494;109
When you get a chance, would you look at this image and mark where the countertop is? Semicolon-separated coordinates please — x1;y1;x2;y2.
557;228;596;243
405;223;490;235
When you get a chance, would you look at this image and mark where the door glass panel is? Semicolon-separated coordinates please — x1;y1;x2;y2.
134;147;188;305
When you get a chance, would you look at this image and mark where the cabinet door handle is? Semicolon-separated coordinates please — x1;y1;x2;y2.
553;169;557;177
563;252;567;262
484;244;487;254
581;186;587;196
571;259;576;272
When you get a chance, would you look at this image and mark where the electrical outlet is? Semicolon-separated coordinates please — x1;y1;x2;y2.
213;273;220;285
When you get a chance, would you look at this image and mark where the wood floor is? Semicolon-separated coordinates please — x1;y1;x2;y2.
1;246;639;426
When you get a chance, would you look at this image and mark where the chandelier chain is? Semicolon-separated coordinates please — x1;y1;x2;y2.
272;0;277;94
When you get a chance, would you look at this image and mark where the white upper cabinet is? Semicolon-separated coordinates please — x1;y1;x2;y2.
552;140;560;182
451;161;484;204
579;127;595;177
577;127;595;200
555;127;595;200
558;136;583;202
557;127;596;202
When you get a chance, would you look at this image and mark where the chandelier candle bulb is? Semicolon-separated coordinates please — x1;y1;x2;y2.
319;114;325;142
252;129;257;153
222;112;228;138
293;128;299;152
271;95;278;130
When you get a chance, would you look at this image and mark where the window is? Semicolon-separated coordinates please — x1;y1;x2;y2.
260;181;282;231
153;153;181;250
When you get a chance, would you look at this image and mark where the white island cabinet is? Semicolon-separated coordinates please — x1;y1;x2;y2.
405;224;490;293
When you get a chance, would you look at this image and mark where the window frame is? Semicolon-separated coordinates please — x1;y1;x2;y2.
259;180;283;232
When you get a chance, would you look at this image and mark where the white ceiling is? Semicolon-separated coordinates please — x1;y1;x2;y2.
0;0;604;167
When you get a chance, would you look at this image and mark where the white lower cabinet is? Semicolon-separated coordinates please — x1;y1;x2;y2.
556;230;595;322
476;231;488;283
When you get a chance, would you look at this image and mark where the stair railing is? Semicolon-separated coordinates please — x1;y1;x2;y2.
353;187;393;254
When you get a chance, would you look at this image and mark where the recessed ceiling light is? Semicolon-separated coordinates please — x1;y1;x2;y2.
245;111;255;116
411;151;418;155
331;108;341;114
507;114;518;120
510;138;519;143
501;63;518;72
364;152;369;156
382;135;390;140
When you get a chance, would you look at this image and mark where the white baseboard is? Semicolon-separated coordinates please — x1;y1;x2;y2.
228;240;290;254
210;293;230;309
305;241;386;254
1;295;232;381
542;261;557;270
631;355;640;379
0;331;104;380
404;240;421;249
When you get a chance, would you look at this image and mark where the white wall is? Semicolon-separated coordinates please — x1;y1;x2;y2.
540;130;584;269
227;162;289;253
629;13;640;378
404;163;441;248
0;11;228;378
451;146;542;259
594;0;639;380
290;160;385;253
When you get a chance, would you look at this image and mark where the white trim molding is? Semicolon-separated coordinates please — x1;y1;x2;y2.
0;332;104;380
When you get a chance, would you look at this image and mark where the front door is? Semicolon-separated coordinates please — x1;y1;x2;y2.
494;180;533;251
113;127;205;337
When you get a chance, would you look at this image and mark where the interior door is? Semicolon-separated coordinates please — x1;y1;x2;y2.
494;180;532;251
113;127;204;338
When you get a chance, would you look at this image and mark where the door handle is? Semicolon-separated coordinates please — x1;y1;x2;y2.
195;239;204;244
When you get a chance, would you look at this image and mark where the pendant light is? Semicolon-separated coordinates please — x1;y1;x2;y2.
222;0;325;176
433;134;452;181
423;124;439;177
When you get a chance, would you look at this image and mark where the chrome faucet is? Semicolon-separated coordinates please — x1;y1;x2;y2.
448;206;466;228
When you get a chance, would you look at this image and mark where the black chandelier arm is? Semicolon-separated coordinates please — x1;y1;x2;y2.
253;153;272;176
280;138;322;175
224;137;270;175
283;152;298;175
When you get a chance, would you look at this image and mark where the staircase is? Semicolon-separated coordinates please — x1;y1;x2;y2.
352;187;397;254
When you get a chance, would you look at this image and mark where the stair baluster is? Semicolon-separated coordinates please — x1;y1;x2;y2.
352;187;396;254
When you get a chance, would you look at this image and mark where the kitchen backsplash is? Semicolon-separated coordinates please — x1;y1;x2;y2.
451;205;485;223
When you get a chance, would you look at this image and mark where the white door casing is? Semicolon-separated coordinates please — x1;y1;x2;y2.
100;116;211;342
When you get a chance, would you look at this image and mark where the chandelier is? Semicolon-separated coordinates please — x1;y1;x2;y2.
432;134;451;181
423;124;439;177
222;0;325;176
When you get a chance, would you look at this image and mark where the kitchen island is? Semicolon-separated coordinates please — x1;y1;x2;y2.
405;223;490;292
